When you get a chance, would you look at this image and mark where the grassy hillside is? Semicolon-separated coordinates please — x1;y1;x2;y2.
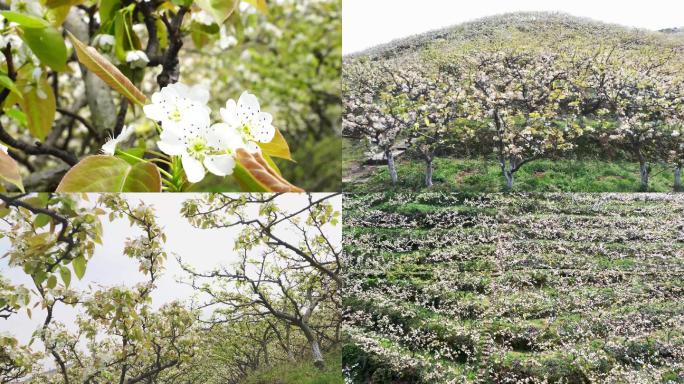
243;348;343;384
343;193;684;383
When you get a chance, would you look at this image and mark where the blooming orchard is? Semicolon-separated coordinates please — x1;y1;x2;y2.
343;192;684;383
343;13;684;190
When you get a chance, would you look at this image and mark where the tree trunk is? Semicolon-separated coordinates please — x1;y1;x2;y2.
675;166;681;192
301;324;324;369
504;170;513;190
310;339;324;370
639;160;649;191
501;160;514;190
425;158;433;187
385;147;398;185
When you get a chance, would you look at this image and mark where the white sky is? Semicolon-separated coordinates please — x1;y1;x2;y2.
343;0;684;54
0;193;341;367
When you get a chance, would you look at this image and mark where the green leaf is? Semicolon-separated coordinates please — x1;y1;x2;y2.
5;108;27;127
16;68;56;141
56;155;162;192
258;128;293;161
0;75;23;100
67;31;146;106
72;255;86;279
20;27;68;72
113;7;142;62
59;266;71;287
33;213;51;228
99;0;121;27
46;275;57;289
195;0;239;25
0;150;24;192
0;11;50;28
117;147;145;165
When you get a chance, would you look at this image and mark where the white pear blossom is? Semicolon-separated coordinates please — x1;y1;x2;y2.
191;10;214;26
144;84;278;182
157;119;242;183
143;82;211;134
145;82;245;183
125;50;149;69
219;26;238;50
93;34;115;52
101;125;136;156
0;143;7;154
217;91;275;152
10;0;43;17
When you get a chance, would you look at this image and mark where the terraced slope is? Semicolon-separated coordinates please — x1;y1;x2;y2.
343;193;684;383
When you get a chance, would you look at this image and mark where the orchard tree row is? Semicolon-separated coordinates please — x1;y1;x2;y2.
343;31;684;190
0;192;341;383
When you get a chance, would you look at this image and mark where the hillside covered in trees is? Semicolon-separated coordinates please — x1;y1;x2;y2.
343;13;684;192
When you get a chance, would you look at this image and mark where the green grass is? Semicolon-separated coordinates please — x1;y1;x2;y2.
346;157;677;192
243;348;343;384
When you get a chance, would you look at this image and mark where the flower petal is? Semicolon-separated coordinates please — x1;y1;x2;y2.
250;112;275;142
101;139;116;156
237;91;260;123
206;123;243;150
157;140;186;156
246;141;261;153
220;99;239;126
117;125;136;141
204;154;235;176
143;103;167;122
182;155;206;183
157;129;186;155
187;84;210;105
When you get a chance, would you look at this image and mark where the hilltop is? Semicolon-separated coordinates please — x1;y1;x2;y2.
345;12;684;61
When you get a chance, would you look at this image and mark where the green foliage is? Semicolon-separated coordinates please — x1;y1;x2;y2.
244;348;344;384
281;134;342;191
345;140;676;192
20;26;67;71
56;155;162;192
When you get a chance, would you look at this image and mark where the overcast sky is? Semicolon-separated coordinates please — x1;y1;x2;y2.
343;0;684;54
0;193;341;365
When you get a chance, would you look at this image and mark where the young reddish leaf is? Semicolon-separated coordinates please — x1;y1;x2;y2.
66;31;146;106
234;148;303;192
0;150;24;192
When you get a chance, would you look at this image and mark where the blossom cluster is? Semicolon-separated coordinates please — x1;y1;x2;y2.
103;82;277;183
